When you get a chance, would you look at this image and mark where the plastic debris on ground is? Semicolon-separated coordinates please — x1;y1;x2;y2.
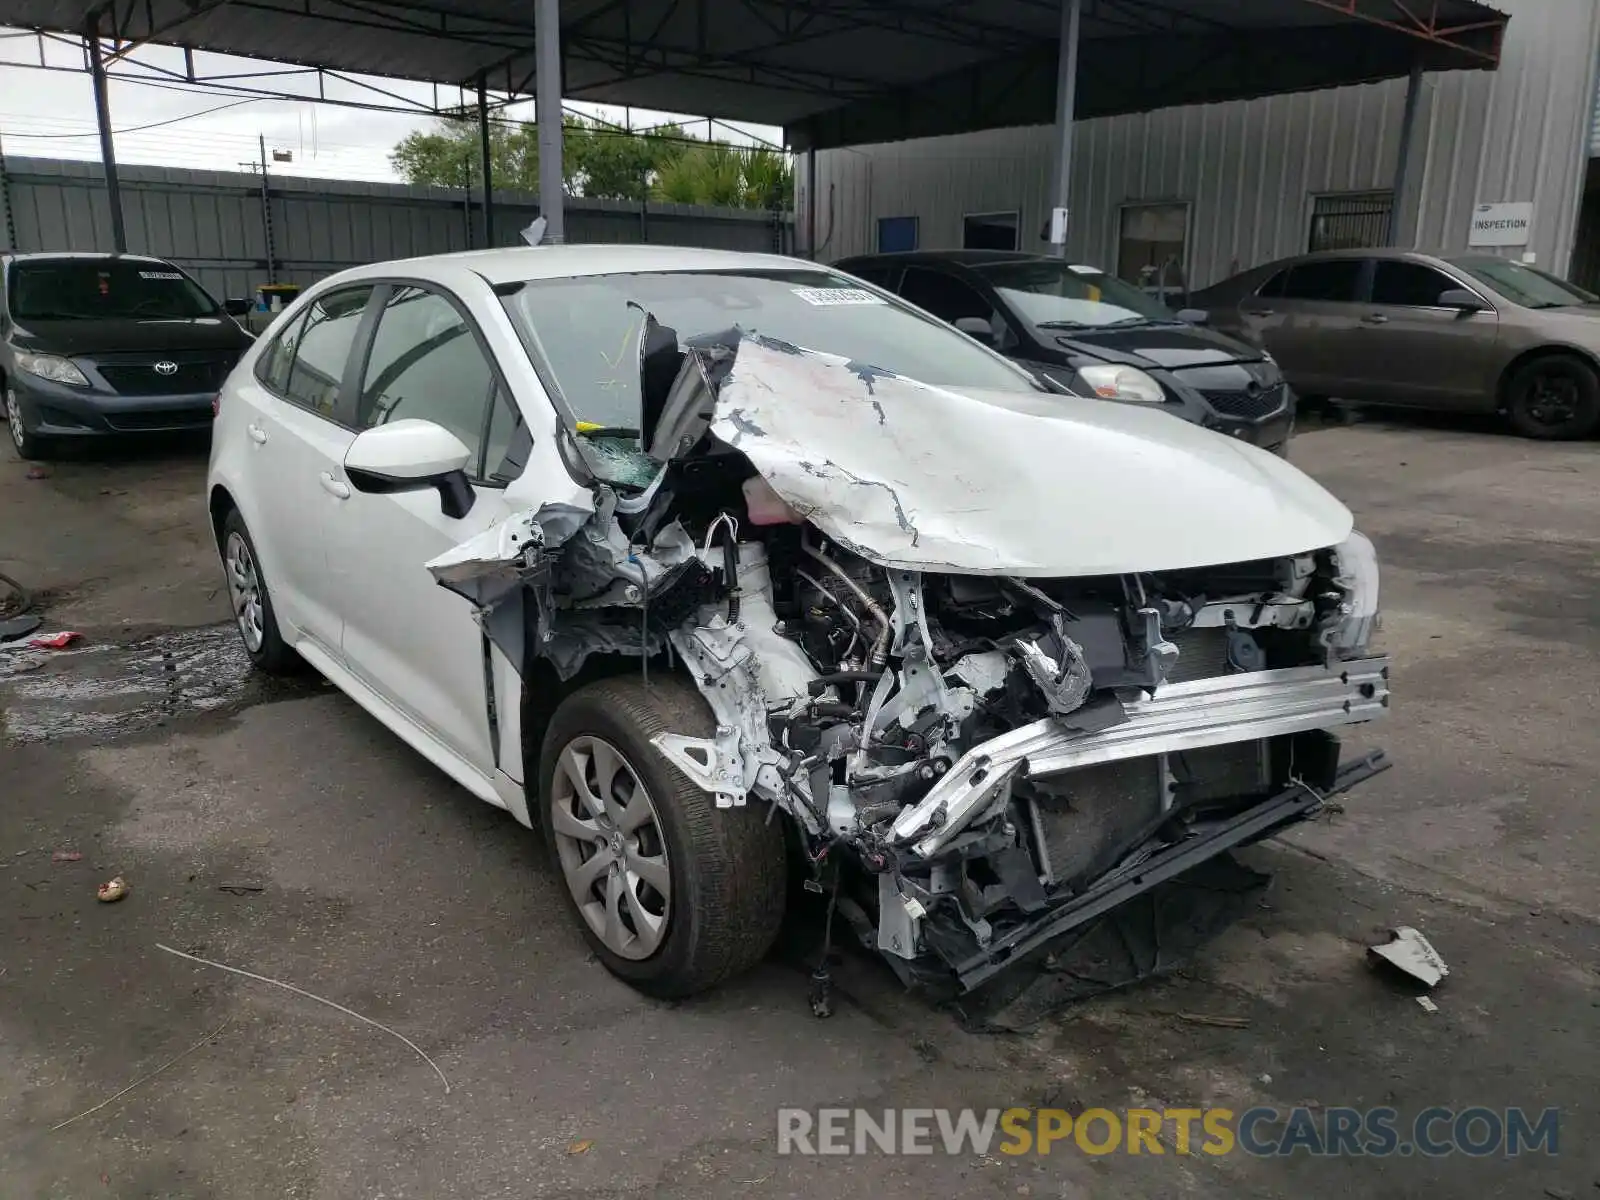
1368;926;1449;988
954;855;1271;1032
1416;995;1439;1013
28;632;83;651
51;850;82;863
97;876;129;903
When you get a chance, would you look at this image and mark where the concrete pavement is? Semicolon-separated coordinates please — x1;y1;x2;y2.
2;419;1597;1199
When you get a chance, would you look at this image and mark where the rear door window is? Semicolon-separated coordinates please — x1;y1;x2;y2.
1280;260;1363;302
1257;269;1289;298
279;286;374;419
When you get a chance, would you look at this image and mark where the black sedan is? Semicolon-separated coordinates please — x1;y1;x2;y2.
834;250;1295;454
3;252;255;460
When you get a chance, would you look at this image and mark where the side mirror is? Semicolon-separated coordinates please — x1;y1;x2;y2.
1438;289;1486;313
954;315;996;344
1175;308;1210;325
344;419;476;519
223;297;252;316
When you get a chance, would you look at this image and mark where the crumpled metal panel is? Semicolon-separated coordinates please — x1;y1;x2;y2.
711;338;1354;577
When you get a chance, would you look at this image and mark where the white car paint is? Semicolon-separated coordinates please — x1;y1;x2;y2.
208;243;1354;834
712;338;1353;576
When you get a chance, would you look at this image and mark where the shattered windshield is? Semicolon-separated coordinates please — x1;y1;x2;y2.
497;269;1041;438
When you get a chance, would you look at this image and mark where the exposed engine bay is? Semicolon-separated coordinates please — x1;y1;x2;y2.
431;326;1390;992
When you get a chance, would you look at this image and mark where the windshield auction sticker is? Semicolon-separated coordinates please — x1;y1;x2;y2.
791;287;887;306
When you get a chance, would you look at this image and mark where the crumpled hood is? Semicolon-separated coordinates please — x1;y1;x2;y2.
712;339;1352;576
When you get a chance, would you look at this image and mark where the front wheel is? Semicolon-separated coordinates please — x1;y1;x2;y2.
1504;354;1600;440
6;385;51;460
219;509;298;675
539;676;787;998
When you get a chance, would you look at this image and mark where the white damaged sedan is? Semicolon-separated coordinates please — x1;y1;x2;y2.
207;245;1388;998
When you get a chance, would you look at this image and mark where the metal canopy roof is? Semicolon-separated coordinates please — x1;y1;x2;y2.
0;0;1509;150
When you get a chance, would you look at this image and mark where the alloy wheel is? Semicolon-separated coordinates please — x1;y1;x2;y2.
549;735;672;961
6;389;24;452
1524;370;1581;431
224;531;266;653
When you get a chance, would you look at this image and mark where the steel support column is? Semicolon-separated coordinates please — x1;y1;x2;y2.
86;26;127;253
1047;0;1082;258
477;74;495;247
804;147;817;259
536;0;565;243
1388;61;1424;247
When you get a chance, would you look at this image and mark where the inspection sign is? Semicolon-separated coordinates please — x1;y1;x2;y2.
1468;202;1533;247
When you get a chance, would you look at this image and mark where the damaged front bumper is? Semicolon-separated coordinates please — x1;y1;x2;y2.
892;656;1391;856
873;655;1391;990
937;749;1388;991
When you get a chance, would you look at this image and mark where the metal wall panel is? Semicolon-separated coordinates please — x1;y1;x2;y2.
0;156;793;301
807;0;1600;287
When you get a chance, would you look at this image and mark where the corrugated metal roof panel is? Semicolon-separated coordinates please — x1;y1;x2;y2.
0;0;1510;148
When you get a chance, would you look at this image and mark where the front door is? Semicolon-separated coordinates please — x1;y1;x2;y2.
1342;259;1502;409
322;284;531;774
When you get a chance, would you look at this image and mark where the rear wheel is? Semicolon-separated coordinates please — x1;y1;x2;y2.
539;676;787;997
5;385;51;460
220;509;298;675
1504;354;1600;440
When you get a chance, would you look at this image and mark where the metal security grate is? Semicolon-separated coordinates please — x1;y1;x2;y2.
1308;192;1394;252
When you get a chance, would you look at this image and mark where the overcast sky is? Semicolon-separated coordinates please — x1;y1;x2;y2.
0;29;781;183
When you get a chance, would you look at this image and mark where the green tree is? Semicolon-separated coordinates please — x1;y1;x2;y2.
651;143;793;210
390;114;791;210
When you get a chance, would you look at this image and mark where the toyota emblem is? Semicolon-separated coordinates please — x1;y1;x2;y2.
153;360;178;376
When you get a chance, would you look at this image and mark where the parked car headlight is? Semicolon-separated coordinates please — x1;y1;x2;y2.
1323;530;1381;657
15;349;90;387
1076;364;1166;404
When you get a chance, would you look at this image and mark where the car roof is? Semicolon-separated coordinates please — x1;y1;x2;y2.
4;251;178;266
345;244;825;288
836;250;1066;270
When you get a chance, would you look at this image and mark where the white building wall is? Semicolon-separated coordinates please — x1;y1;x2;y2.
806;0;1600;288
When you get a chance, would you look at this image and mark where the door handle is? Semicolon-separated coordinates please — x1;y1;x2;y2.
1361;314;1389;326
319;471;350;500
247;423;268;444
1244;309;1275;318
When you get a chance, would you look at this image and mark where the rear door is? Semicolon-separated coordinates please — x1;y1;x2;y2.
1342;259;1501;409
234;284;375;658
321;282;532;773
1241;258;1366;396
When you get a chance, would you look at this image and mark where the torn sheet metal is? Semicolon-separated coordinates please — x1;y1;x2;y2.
1368;926;1449;989
709;338;1354;577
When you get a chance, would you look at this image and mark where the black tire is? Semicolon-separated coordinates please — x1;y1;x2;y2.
219;508;298;675
1504;354;1600;441
538;675;787;998
5;383;52;460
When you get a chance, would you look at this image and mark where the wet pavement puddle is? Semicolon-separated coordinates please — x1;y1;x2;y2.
0;624;323;743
